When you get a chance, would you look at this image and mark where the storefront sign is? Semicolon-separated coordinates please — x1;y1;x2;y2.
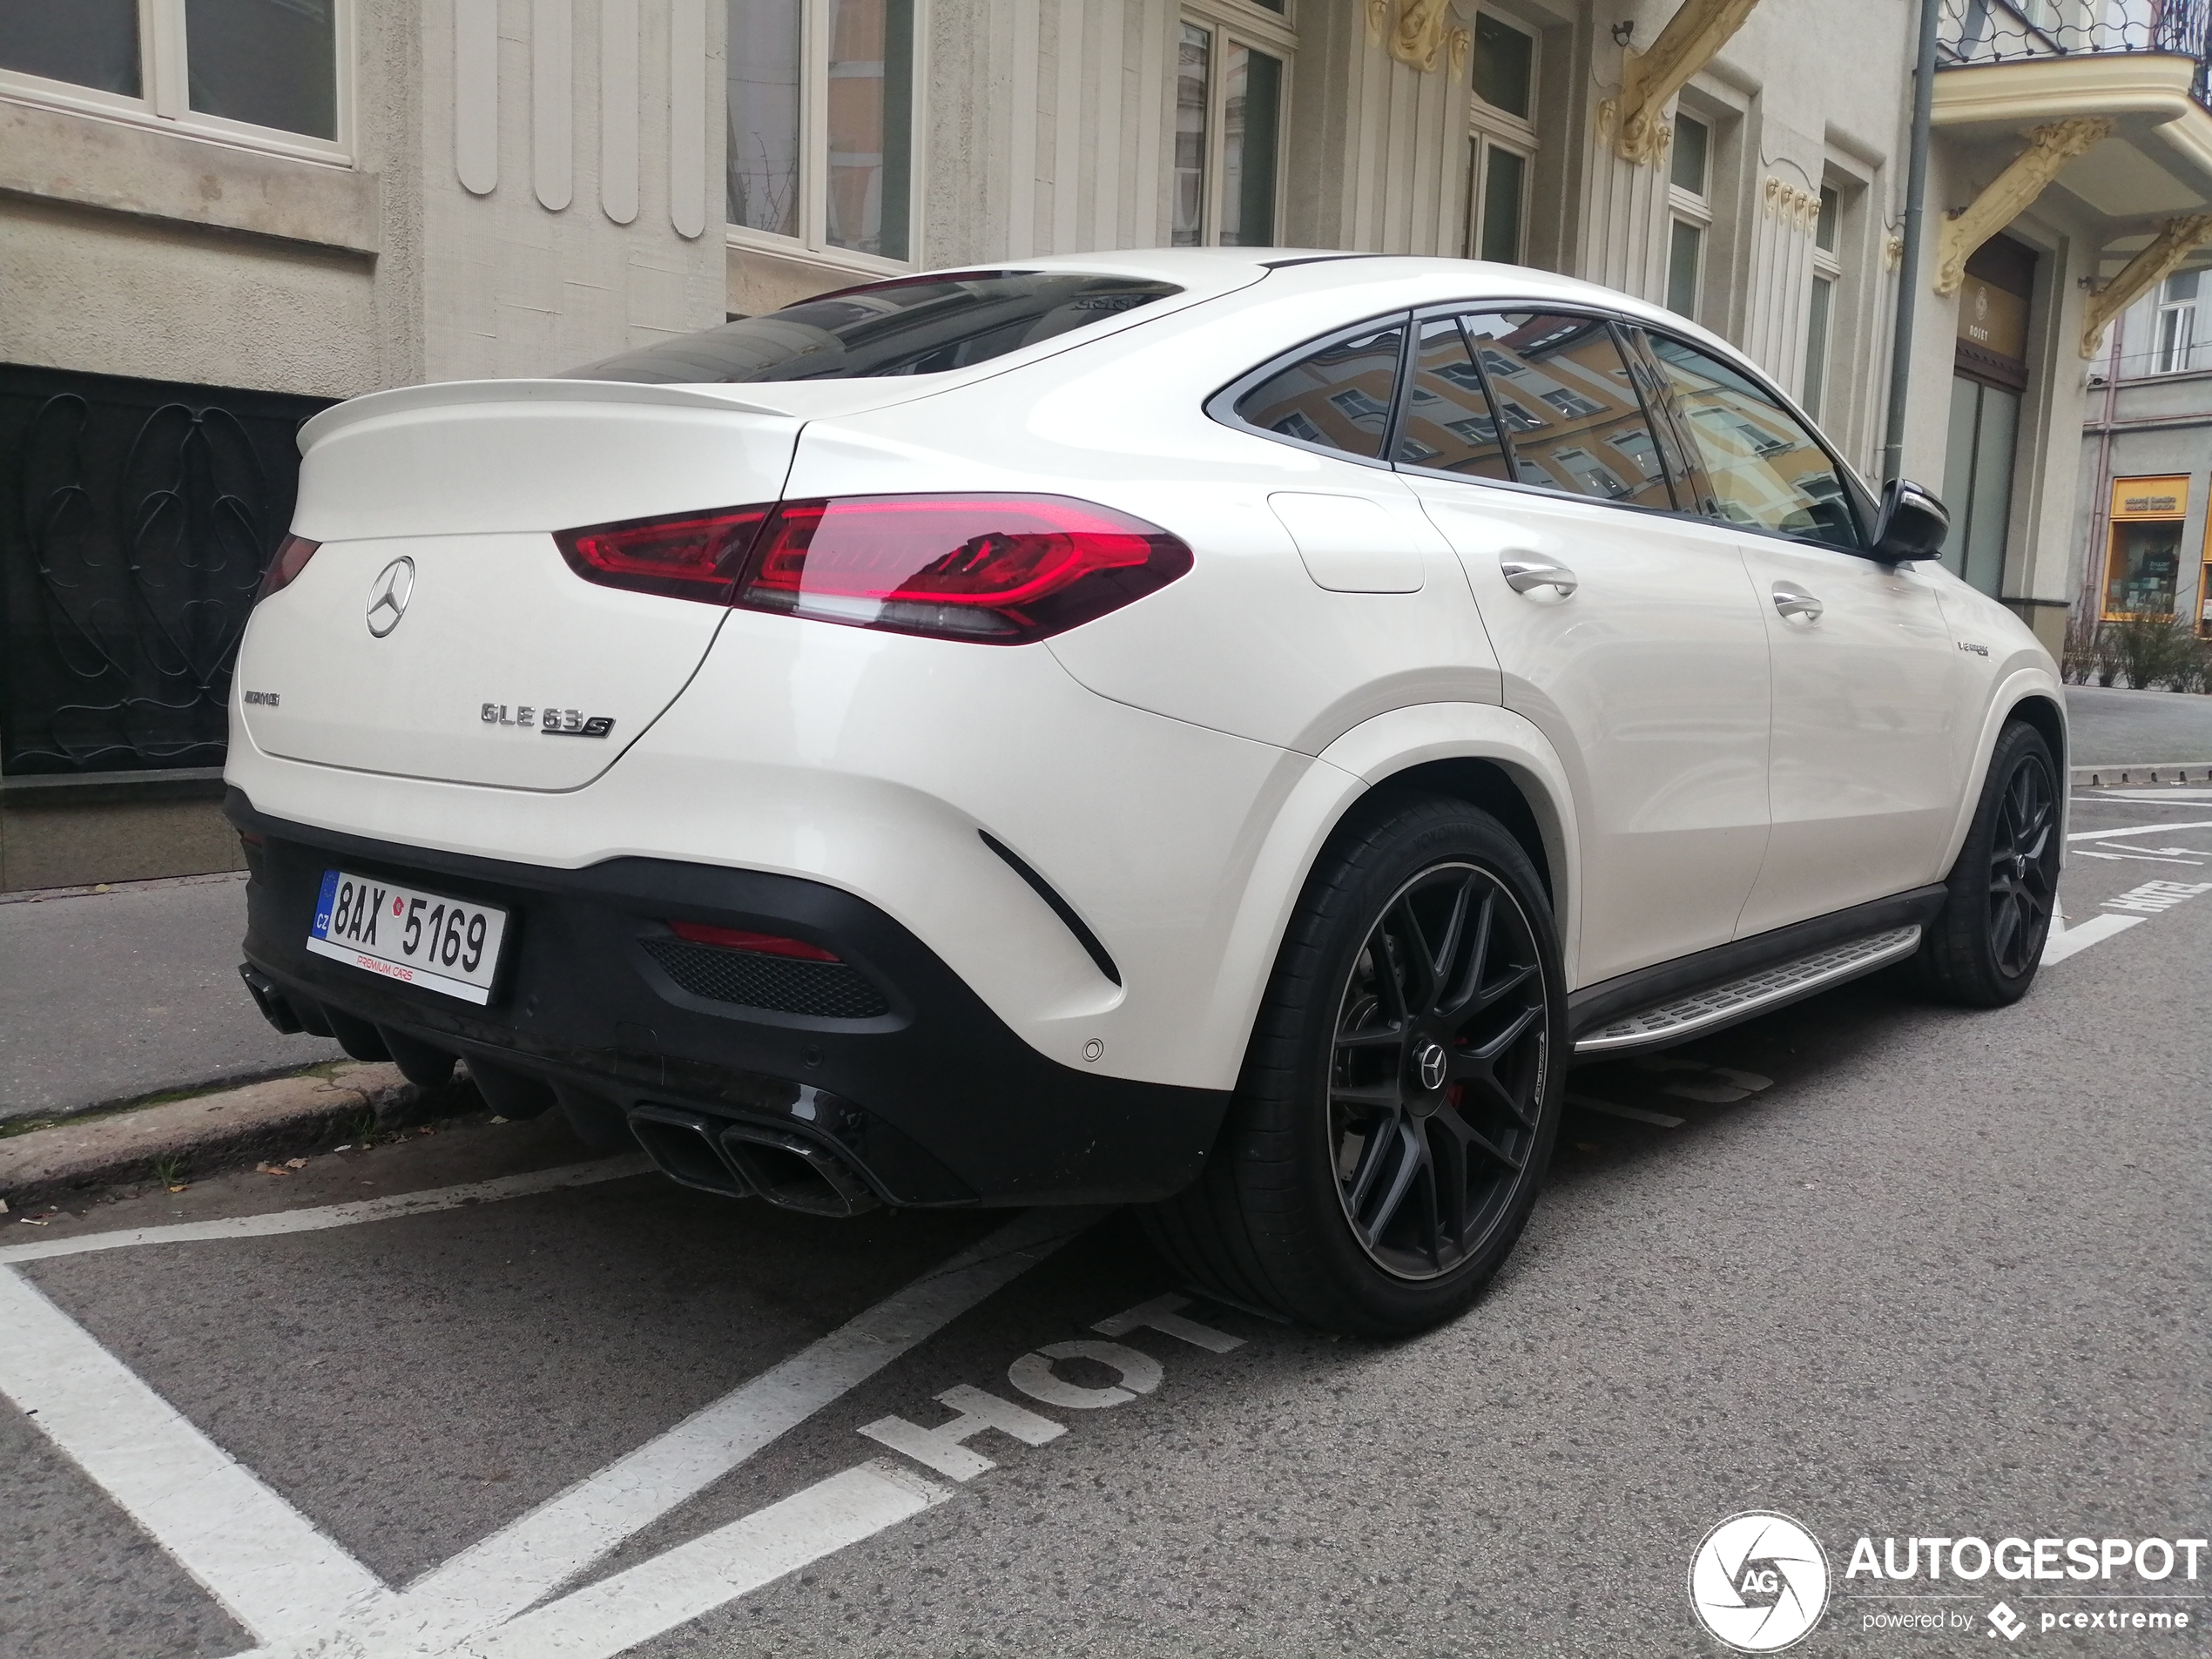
2111;475;2189;519
1955;277;2028;361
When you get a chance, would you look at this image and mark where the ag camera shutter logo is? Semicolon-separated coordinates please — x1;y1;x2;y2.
1689;1511;1831;1652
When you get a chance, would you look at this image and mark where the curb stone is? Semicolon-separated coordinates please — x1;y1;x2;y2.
0;1062;473;1212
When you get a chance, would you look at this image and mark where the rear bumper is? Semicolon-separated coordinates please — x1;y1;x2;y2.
228;790;1229;1207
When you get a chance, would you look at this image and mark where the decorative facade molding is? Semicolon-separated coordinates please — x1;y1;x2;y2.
1763;177;1820;232
2078;213;2212;357
1885;233;1904;272
1367;0;1467;76
1608;0;1764;165
1933;116;2113;295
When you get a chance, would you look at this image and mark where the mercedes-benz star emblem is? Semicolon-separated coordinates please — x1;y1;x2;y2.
365;557;415;638
1415;1041;1448;1093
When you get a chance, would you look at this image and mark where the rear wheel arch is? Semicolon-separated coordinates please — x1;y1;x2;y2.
1353;757;1560;911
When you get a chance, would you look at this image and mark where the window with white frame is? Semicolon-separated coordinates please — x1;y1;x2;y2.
0;0;347;159
1802;184;1841;419
728;0;915;266
1465;9;1536;264
2153;269;2198;374
1173;3;1291;248
1665;111;1710;321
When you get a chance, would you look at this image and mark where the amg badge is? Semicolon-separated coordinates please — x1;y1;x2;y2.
482;703;616;738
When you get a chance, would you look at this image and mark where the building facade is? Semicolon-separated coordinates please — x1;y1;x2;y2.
2;0;2208;887
2074;266;2212;637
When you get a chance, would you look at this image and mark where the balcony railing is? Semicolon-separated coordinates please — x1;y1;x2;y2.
1939;0;2212;111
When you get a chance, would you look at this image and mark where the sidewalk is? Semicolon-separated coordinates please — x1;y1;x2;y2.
0;872;341;1125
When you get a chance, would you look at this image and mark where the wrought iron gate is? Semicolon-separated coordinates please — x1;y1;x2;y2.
0;365;334;776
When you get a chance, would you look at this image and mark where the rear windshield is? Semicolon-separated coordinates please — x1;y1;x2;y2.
560;271;1181;384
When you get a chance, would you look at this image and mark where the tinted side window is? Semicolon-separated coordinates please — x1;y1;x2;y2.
1234;321;1408;461
1643;334;1861;548
1458;312;1673;509
1393;317;1513;481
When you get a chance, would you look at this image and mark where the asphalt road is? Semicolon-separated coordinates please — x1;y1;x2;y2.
3;783;2206;1658
2061;684;2212;766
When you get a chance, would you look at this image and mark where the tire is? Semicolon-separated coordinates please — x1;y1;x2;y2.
1905;719;2060;1008
1143;795;1567;1336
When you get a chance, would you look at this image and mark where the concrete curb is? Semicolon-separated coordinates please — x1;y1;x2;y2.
2071;763;2212;786
0;1062;469;1211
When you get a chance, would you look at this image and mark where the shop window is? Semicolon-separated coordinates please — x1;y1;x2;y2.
1174;7;1289;248
0;0;346;156
1466;10;1536;266
0;366;333;776
727;0;914;264
2101;476;2191;622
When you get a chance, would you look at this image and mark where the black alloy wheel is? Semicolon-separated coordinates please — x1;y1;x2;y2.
1143;795;1566;1335
1329;862;1548;1280
1985;745;2058;978
1907;718;2061;1007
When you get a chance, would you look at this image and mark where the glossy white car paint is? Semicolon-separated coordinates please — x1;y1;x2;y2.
230;247;2060;1096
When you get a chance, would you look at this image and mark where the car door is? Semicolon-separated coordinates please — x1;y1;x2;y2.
1393;307;1774;988
1633;328;1968;935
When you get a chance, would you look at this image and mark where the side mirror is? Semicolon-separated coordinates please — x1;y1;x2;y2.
1871;478;1950;563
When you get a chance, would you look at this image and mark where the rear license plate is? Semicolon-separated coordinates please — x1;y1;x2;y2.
306;870;509;1004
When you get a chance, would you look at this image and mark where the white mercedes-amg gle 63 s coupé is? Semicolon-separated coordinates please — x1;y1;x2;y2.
230;248;2064;1333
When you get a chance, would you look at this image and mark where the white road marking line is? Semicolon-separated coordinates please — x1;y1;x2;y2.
0;1156;656;1266
0;1266;396;1646
1567;1094;1684;1129
269;1206;1104;1657
2042;913;2145;965
2068;819;2212;841
461;1460;953;1659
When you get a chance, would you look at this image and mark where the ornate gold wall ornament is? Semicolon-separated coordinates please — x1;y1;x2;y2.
1885;233;1905;273
1448;26;1471;78
1610;0;1763;165
1933;116;2113;295
2078;214;2212;358
1366;0;1391;47
1386;0;1455;73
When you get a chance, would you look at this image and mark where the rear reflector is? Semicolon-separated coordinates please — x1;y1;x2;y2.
665;921;840;961
256;535;320;603
556;494;1190;644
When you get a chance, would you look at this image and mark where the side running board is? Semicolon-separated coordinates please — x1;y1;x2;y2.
1572;926;1923;1055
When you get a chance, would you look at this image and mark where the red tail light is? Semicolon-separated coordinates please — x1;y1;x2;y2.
556;494;1190;643
256;535;320;603
666;921;840;961
556;506;770;603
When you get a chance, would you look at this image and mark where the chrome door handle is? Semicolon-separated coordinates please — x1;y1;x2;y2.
1772;583;1823;621
1501;556;1578;597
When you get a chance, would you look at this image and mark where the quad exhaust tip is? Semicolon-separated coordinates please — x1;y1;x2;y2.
626;1104;881;1217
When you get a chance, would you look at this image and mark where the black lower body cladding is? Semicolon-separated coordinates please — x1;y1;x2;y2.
226;789;1228;1208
